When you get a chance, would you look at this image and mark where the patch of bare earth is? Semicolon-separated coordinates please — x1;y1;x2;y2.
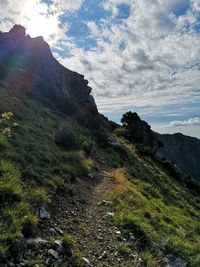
39;166;135;266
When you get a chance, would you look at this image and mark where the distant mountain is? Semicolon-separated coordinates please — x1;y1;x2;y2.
157;133;200;181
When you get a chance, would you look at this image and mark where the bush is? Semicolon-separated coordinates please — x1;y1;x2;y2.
55;123;94;155
61;234;74;257
55;124;80;150
21;214;38;238
80;136;94;155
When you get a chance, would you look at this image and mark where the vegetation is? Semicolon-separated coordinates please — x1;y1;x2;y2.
0;88;94;262
0;85;199;266
105;136;200;266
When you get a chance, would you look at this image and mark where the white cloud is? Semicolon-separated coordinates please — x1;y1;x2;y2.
51;0;84;14
0;0;200;138
170;117;200;127
0;0;84;44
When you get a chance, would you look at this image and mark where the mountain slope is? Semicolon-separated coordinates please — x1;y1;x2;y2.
0;25;98;126
158;133;200;181
0;26;199;267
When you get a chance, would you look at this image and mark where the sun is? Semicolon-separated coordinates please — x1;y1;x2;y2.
21;0;58;40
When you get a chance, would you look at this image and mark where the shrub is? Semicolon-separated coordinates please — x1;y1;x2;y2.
21;214;38;238
61;234;75;257
80;136;94;155
55;124;80;150
55;123;94;155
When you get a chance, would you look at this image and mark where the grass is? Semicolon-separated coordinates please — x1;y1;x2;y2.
0;84;199;266
105;137;200;266
0;87;94;262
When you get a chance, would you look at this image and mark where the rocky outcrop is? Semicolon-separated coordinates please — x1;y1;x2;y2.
157;133;200;181
0;25;98;124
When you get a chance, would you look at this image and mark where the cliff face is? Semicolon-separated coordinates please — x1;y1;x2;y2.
0;25;98;122
158;133;200;181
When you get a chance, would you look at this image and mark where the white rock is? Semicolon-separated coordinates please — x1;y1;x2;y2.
106;212;114;218
54;240;63;252
99;250;107;259
82;257;91;266
48;249;59;259
36;207;50;219
116;231;121;235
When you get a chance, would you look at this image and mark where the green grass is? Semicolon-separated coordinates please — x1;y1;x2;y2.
0;87;94;261
0;85;199;266
105;137;200;266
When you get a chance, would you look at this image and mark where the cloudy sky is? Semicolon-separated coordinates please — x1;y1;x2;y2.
1;0;200;138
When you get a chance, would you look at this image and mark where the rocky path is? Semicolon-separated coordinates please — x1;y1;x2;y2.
38;168;135;267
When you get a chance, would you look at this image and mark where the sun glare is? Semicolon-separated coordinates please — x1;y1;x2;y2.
21;0;58;40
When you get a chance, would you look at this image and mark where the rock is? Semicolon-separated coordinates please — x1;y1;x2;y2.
82;257;91;266
101;200;113;206
135;257;143;267
26;237;48;246
9;25;26;37
48;249;59;259
108;136;121;147
49;228;57;236
53;240;63;253
99;251;107;259
116;231;121;235
56;227;64;235
88;173;95;180
36;207;50;219
7;262;15;267
0;25;99;127
128;233;135;241
165;255;187;267
106;212;114;218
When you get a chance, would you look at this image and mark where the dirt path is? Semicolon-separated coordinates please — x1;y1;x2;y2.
39;168;134;267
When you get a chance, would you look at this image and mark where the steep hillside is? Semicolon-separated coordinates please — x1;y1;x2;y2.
0;25;98;127
0;26;199;267
157;133;200;181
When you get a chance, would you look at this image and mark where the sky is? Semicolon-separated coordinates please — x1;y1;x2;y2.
0;0;200;138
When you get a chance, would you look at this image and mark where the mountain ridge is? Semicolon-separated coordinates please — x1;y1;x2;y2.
157;132;200;181
0;25;199;267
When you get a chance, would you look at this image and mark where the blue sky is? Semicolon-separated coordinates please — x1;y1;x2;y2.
0;0;200;138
